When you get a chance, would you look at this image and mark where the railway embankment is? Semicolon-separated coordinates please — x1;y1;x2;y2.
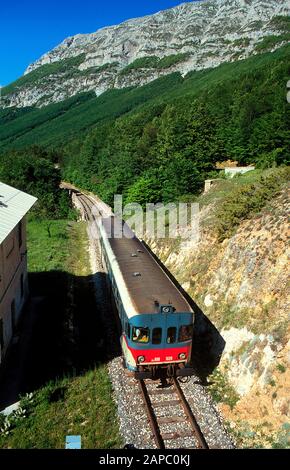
144;167;290;448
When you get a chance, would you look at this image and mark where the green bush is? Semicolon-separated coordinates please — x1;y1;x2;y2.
125;172;163;207
215;167;290;240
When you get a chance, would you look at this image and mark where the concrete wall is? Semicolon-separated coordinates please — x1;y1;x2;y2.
204;179;223;193
225;166;255;178
0;217;29;364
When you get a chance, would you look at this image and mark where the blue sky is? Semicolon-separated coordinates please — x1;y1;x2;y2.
0;0;196;86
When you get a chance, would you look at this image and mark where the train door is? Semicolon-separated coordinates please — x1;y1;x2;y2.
163;314;178;349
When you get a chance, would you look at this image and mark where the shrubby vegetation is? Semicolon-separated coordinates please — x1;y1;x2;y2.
269;15;290;33
119;56;160;75
215;167;290;240
119;53;190;76
255;34;290;52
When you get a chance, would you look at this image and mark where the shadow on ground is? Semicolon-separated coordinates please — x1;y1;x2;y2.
0;245;225;409
143;241;226;383
0;269;120;409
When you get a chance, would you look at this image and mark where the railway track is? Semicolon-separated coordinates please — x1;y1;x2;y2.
77;193;97;220
137;378;209;449
72;190;218;450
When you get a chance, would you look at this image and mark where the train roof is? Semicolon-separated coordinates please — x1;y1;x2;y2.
100;216;193;316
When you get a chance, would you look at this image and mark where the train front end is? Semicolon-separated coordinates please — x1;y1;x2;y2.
121;305;194;379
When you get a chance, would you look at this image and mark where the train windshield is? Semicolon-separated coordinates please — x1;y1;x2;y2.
132;326;150;343
178;325;193;342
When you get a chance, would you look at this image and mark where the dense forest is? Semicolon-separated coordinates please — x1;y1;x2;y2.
0;45;289;206
0;147;71;218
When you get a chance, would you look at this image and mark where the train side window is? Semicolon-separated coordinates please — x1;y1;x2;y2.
152;328;162;345
167;327;176;344
126;322;131;339
178;325;193;342
132;327;149;343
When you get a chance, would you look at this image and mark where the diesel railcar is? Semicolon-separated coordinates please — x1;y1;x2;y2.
97;216;195;379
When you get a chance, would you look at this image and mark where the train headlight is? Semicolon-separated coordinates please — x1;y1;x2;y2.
138;356;145;363
179;353;186;360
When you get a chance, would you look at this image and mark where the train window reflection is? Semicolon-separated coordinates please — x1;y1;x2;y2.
152;328;162;344
167;327;176;344
178;325;193;342
132;327;149;343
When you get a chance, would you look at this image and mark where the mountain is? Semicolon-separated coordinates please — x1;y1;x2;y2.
1;0;290;108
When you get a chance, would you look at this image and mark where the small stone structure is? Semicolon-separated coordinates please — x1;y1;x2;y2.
204;179;223;193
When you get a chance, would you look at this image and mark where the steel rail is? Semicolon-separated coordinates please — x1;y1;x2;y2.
138;379;165;449
172;377;209;449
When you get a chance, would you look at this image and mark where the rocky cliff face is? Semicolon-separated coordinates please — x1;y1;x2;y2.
144;175;290;447
2;0;290;108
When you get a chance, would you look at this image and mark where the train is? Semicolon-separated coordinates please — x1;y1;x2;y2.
96;214;195;380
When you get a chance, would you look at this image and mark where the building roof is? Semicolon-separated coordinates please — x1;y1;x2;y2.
0;182;37;244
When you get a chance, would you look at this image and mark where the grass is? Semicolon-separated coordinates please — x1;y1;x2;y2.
0;217;122;448
0;367;121;449
27;218;71;272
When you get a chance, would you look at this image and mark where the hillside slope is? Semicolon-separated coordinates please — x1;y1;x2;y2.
1;44;289;207
145;167;290;448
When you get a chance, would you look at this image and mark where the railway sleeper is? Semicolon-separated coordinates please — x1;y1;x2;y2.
157;416;189;424
151;399;181;407
161;430;194;440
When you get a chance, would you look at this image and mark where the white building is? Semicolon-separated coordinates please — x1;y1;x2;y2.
0;182;37;365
